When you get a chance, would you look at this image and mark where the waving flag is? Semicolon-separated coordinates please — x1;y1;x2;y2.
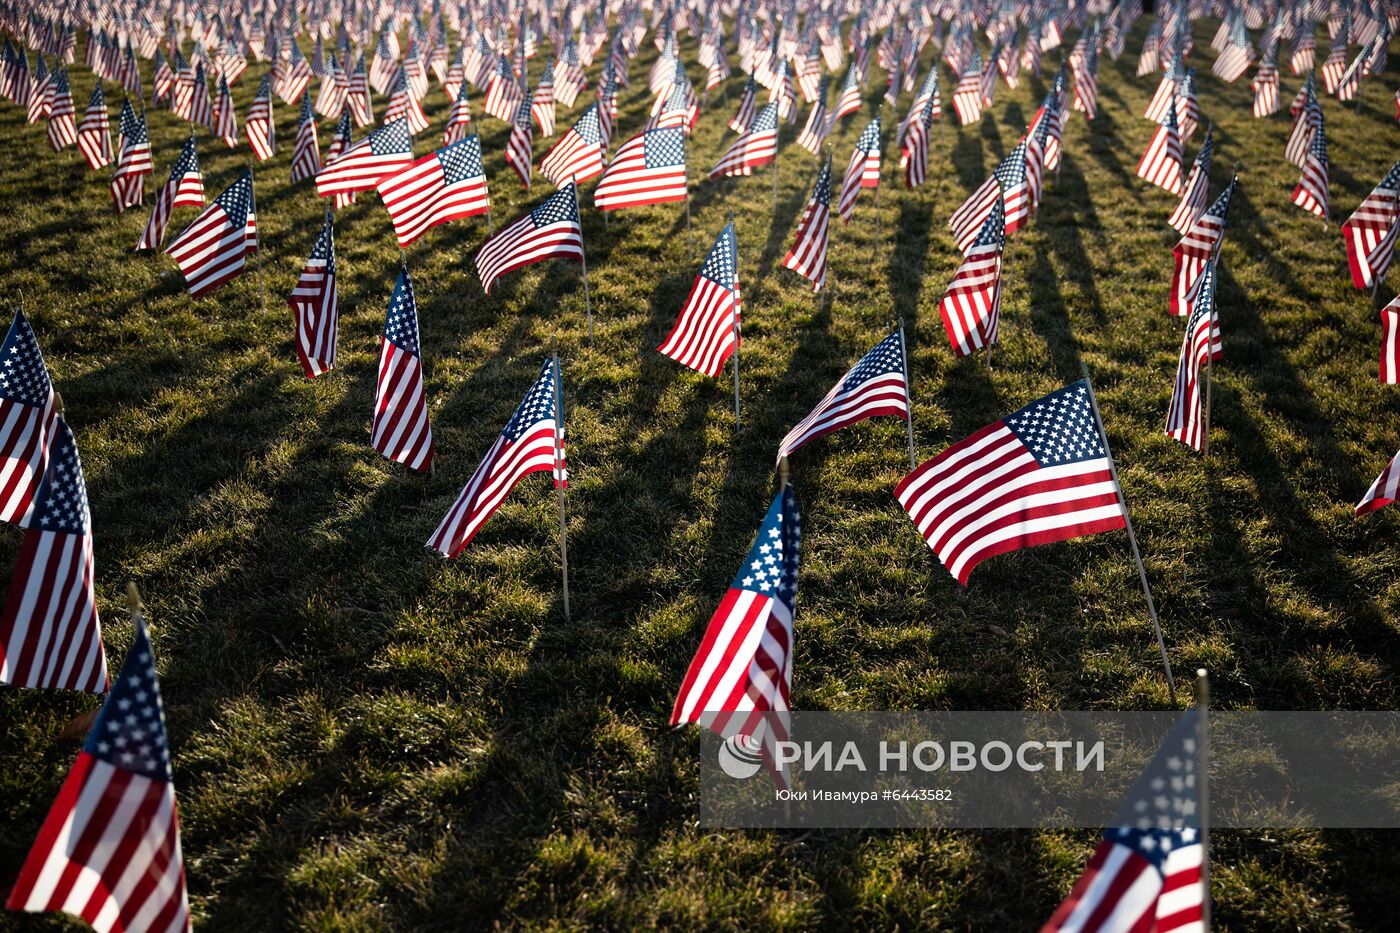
314;58;348;119
896;380;1127;584
484;55;522;122
659;222;741;377
1169;127;1214;235
1343;160;1400;289
1213;14;1255;82
45;66;76;151
1030;84;1066;173
137;135;203;250
1359;446;1400;514
540;102;604;186
949;171;1003;254
372;266;434;473
952;53;985;124
288;209;339;378
1290;22;1318;75
939;195;1006;356
1253;42;1280;117
553;40;587;106
777;331;909;461
831;60;864;123
1137;100;1184;195
897;66;941;150
1172;177;1238;316
711;102;778;178
837;116;881;224
1292;115;1329;218
76;79;111;168
291;91;320;182
594;127;687;211
109;99;152;211
531;61;555;136
384;71;429;135
1166;259;1224;452
782;158;832;291
442;79;474;146
997;138;1033;235
1073;42;1099;119
797;75;830;154
378;135;490;248
506;97;534;188
0;310;56;527
280;41;313;103
246;74;275;160
901;93;937;189
427;358;567;558
165;169;256;297
1320;22;1348;94
316;118;413;197
474;183;583;294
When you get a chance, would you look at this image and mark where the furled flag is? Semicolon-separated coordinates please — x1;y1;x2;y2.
137;135;203;251
896;380;1127;584
711;102;779;179
1166;258;1224;452
553;39;587;107
797;75;830;154
372;266;434;472
671;477;800;789
189;63;212;129
348;54;373;127
474;182;583;293
1342;160;1400;290
777;330;910;461
837;117;881;224
46;66;76;151
213;72;237;146
109;99;152;211
165;169;257;297
952;53;986;125
247;74;275;160
378;135;490;248
1358;448;1400;514
831;60;864;123
1292;114;1329;219
1253;41;1280;117
1213;13;1255;82
506;96;534;188
7;613;190;931
484;55;523;122
1383;296;1400;384
1175;70;1200;144
316;118;413;198
291;91;320;182
288;209;339;378
901;92;937;189
151;49;172;108
171;52;194;120
0;419;104;693
1171;177;1238;316
531;61;555;136
427;358;567;557
1073;41;1100;119
1169;127;1214;235
594;127;687;211
782;158;832;291
443;80;474;146
540;102;604;186
0;310;56;526
940;196;1006;357
1144;53;1183;121
280;40;313;103
1137;99;1184;195
1320;19;1349;95
659;221;741;377
1042;710;1206;932
76;79;112;169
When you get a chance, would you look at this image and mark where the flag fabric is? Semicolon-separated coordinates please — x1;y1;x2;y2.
1342;160;1400;290
1286;79;1320;165
1174;70;1200;144
831;61;863;123
1144;56;1182;121
109;99;152;211
0;310;56;527
474;182;583;294
506;97;534;188
280;41;313;104
291;91;320;182
1169;128;1213;235
316;118;413;197
484;55;522;122
246;74;275;160
1137;101;1184;195
837;116;881;224
1171;178;1238;316
1321;24;1349;95
531;63;555;136
1358;448;1400;514
377;135;490;248
427;358;567;558
777;331;910;461
1292;115;1329;218
165;169;256;297
288;209;339;378
553;41;587;107
939;196;1006;357
900;93;937;189
949;173;1003;254
729;74;758;133
372;266;434;473
895;380;1127;585
137;135;203;251
1165;259;1223;452
213;72;237;146
1252;43;1280;117
1382;297;1400;384
383;71;429;135
952;54;985;124
46;66;76;151
995;138;1033;235
0;419;104;693
76;80;112;169
6;614;190;932
540;103;604;186
1073;42;1100;119
594;127;687;211
1213;14;1255;82
188;64;212;129
797;75;829;154
443;79;474;146
897;66;941;150
710;102;778;178
659;222;741;377
782;158;832;292
347;55;373;127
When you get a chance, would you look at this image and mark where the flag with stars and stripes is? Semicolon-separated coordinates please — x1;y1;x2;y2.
710;102;778;178
316;118;412;197
372;266;434;473
1212;12;1254;82
1252;41;1280;117
288;209;338;379
594;127;687;211
348;55;373;127
728;74;758;133
658;221;741;377
46;66;76;151
1358;447;1400;514
506;96;534;188
137;135;203;251
213;72;237;147
530;62;554;137
0;419;104;693
540;102;604;187
377;135;490;248
1172;177;1238;316
443;80;473;146
1343;159;1400;290
797;75;830;154
1144;54;1182;122
782;158;832;291
109;99;152;211
1166;258;1224;452
671;479;800;790
831;60;864;124
949;170;1005;255
1042;710;1207;932
290;91;320;183
0;310;57;527
76;79;112;169
188;63;212;129
1382;296;1400;384
777;331;910;461
552;40;587;107
246;74;275;161
901;91;938;189
940;196;1006;357
384;71;429;135
1137;99;1184;195
952;53;985;125
1169;127;1214;235
837;116;881;224
996;138;1033;235
165;169;257;297
474;182;583;294
483;55;522;122
427;358;567;558
896;380;1128;585
1292;114;1329;219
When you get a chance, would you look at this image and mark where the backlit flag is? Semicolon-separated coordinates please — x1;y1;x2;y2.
152;49;171;107
1171;177;1238;316
837;117;881;224
484;55;522;122
1213;13;1254;82
659;222;741;377
1137;99;1184;195
897;66;940;151
189;64;212;129
378;135;490;248
1030;84;1066;173
553;39;587;107
670;480;800;790
372;266;434;473
26;55;50;124
474;182;583;294
1285;90;1320;168
288;209;339;378
506;97;534;188
531;62;555;136
76;79;111;169
1292;115;1329;219
1042;711;1206;933
165;169;257;297
1146;54;1183;122
382;71;428;136
46;66;76;151
782;158;832;291
1290;22;1317;75
1166;258;1224;452
952;53;986;124
280;41;313;104
291;91;320;182
1382;297;1400;384
137;135;203;251
777;331;910;461
316;119;413;198
797;75;830;154
1169;127;1213;235
443;80;474;146
1320;21;1348;94
171;51;194;119
832;60;864;123
594;127;687;211
1253;42;1280;117
213;72;237;146
949;171;1004;254
7;615;190;933
347;54;373;127
997;138;1033;235
940;196;1006;357
0;420;104;693
901;93;937;189
540;102;604;186
369;33;399;96
710;102;778;178
1342;160;1400;290
314;58;348;119
0;310;56;527
247;74;275;160
1073;41;1099;119
896;380;1127;585
648;64;698;134
1175;70;1200;144
729;74;758;133
109;100;152;211
427;358;567;558
325;111;355;208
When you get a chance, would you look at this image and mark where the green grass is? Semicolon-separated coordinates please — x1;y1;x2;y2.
2;20;1400;931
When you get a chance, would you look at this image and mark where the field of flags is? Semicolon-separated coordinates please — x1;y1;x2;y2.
1;0;1399;928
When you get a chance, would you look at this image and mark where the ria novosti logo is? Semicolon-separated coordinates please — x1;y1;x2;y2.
717;733;766;779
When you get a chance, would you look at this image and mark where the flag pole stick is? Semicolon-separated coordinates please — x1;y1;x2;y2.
1081;364;1176;693
730;210;741;428
1196;667;1212;930
571;177;593;345
897;316;917;469
552;342;571;623
1203;336;1214;458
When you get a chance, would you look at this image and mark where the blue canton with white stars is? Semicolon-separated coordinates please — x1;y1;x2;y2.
1103;711;1203;873
310;211;335;273
298;89;313;124
1309;117;1328;165
1206;176;1237;220
172;135;199;178
439;135;485;182
87;81;104;110
254;73;271;99
372;119;413;155
86;618;172;781
1381;159;1400;195
384;268;422;356
0;310;52;406
501;359;558;441
700;222;738;288
995;140;1027;188
530;184;580;228
974;197;1006;250
572;104;602;146
1179;69;1196;100
812;159;832;206
1003;380;1108;467
841;332;904;393
119;99;146;142
644;128;685;168
729;484;801;614
1191;259;1218;328
1193;127;1214;169
748;102;779;134
31;420;90;535
855;116;881;153
215;171;253;233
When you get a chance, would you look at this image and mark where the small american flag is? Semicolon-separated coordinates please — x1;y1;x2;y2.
1174;70;1200;144
291;91;320;183
372;266;434;473
384;71;429;135
1252;41;1280;117
658;221;741;377
1137;99;1184;195
137;135;203;251
166;169;257;297
506;96;534;189
325;110;356;208
1144;54;1182;122
443;79;474;146
213;72;237;147
940;195;1006;356
1320;20;1349;94
1290;23;1317;75
288;209;339;378
900;93;937;189
782;158;832;292
189;63;212;129
777;330;910;461
1172;177;1238;316
540;102;604;186
896;380;1127;584
728;74;758;133
1292;114;1329;219
1169;127;1214;235
280;40;313;103
348;54;373;127
1342;160;1400;290
247;74;276;161
1382;296;1400;384
530;62;555;136
109;99;152;211
315;118;413;197
949;172;1004;254
427;358;567;558
314;58;348;119
0;310;56;527
897;66;940;154
76;79;112;169
483;55;522;122
710;102;778;179
1073;41;1099;119
952;53;985;124
831;60;864;123
1166;258;1223;453
377;135;490;248
45;66;76;151
996;138;1033;235
1030;85;1066;173
1212;13;1255;82
553;39;587;106
594;127;687;211
474;182;583;294
797;75;830;154
837;116;881;224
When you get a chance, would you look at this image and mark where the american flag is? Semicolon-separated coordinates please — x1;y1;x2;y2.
213;72;237;147
831;60;864;123
1042;710;1206;933
670;481;800;790
0;310;56;527
710;102;778;179
777;331;909;461
348;55;373;127
1169;127;1214;235
1175;70;1200;144
531;64;555;136
1358;448;1400;514
940;196;1006;356
1342;160;1400;290
443;79;474;146
369;33;398;95
316;118;413;198
1337;38;1371;103
1073;41;1099;119
895;380;1127;584
0;419;104;693
796;75;829;154
46;66;76;151
1144;55;1181;122
996;138;1032;235
76;79;111;169
949;171;1004;255
189;63;212;129
659;222;741;377
1252;42;1280;117
474;182;583;294
900;93;937;189
378;135;490;248
152;49;172;107
540;102;604;186
280;40;313;104
837;116;881;224
594;127;687;211
170;52;193;120
1320;23;1348;94
291;91;320;183
1285;88;1320;168
484;55;522;122
288;209;339;379
553;39;587;107
109;99;152;211
165;169;257;298
506;97;534;188
952;53;985;125
384;71;429;135
372;266;434;473
325;110;355;208
1172;177;1238;317
314;58;348;119
1290;23;1317;75
648;63;698;134
26;54;50;124
1212;13;1254;82
769;59;796;124
247;74;276;161
1382;297;1400;384
137;135;203;251
1137;100;1184;195
1165;259;1223;453
427;358;567;558
728;74;757;133
1292;115;1329;219
1031;83;1066;174
782;158;832;292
